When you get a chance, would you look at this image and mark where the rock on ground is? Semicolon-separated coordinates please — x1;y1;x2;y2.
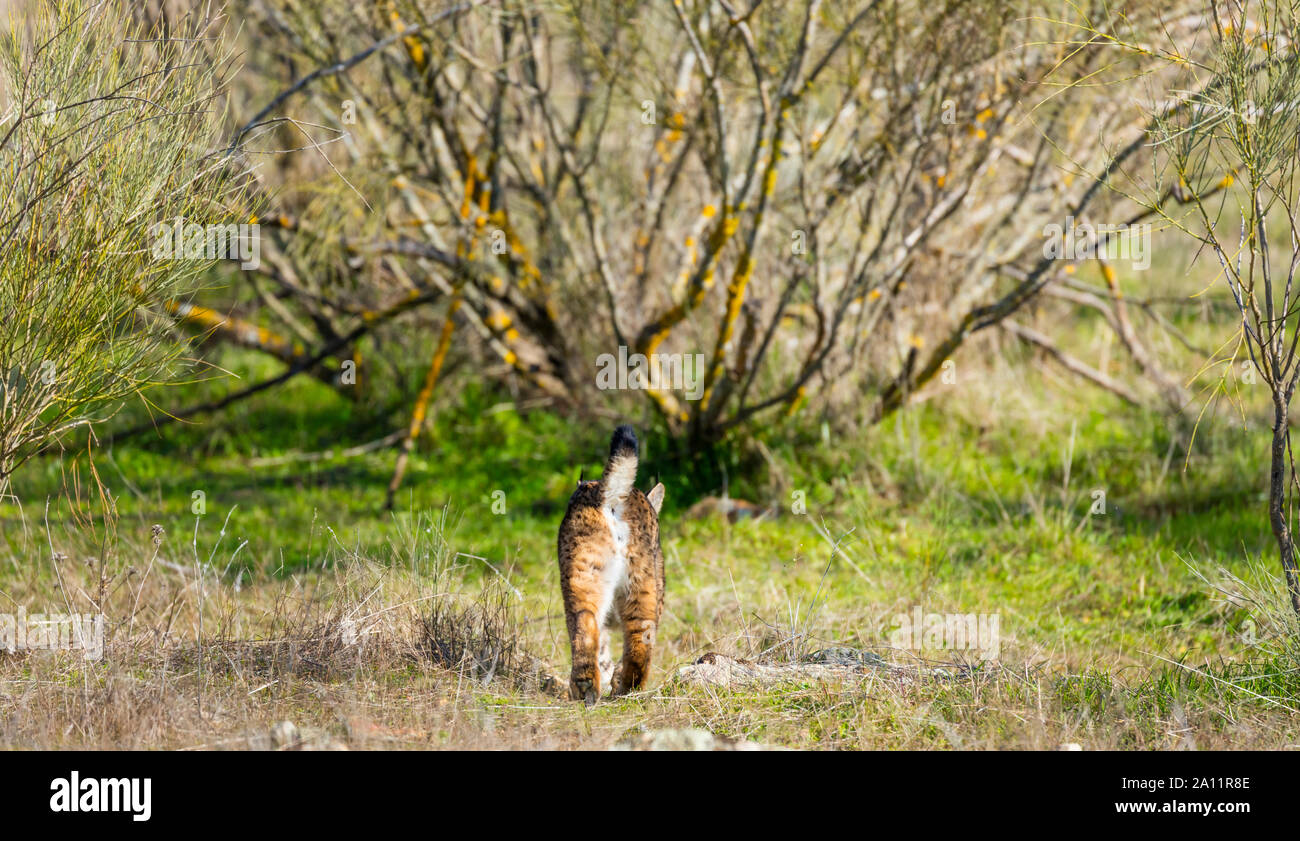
676;648;972;689
611;727;772;751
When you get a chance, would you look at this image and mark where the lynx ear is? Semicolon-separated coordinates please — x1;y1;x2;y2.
647;483;665;515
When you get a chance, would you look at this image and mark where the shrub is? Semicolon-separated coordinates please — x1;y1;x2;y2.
0;0;236;490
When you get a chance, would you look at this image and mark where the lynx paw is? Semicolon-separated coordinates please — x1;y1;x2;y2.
611;661;649;696
570;676;599;707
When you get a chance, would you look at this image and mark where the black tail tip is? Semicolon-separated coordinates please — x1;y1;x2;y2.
609;424;638;459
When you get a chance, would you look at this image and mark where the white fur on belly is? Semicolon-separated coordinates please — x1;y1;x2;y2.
598;504;630;628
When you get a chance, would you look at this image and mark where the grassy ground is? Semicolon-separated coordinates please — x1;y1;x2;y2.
3;322;1299;750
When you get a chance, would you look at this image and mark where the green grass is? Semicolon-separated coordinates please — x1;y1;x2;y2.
0;345;1278;650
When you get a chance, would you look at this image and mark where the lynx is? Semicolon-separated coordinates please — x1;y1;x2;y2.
557;425;665;704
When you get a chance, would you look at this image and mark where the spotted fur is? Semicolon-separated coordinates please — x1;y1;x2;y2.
557;425;665;705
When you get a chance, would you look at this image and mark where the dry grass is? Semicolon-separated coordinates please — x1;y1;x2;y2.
3;509;1297;751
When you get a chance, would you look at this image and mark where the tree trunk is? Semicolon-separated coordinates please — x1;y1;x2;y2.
1268;396;1300;617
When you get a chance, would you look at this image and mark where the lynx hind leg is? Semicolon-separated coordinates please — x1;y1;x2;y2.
560;538;610;706
612;586;658;696
566;604;600;706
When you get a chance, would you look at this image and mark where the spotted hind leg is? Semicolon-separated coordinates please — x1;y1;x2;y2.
612;585;658;696
560;546;607;706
